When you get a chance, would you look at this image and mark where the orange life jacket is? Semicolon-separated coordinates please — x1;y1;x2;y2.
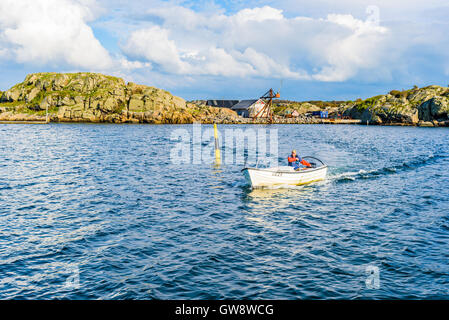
288;154;311;167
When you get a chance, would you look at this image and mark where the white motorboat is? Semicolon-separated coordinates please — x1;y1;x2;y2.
242;156;328;189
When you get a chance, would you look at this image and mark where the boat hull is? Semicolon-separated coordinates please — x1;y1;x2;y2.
243;166;328;189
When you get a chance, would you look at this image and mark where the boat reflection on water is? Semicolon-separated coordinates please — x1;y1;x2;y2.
242;180;329;214
238;185;325;238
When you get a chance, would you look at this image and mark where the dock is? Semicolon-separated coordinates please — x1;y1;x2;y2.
320;119;362;124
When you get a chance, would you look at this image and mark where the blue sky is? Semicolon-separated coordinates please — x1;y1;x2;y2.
1;0;448;101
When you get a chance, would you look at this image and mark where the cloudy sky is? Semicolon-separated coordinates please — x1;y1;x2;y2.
0;0;448;101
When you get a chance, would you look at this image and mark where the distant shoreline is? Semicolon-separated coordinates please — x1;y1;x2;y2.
0;119;446;127
1;72;448;127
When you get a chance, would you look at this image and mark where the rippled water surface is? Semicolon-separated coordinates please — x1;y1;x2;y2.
0;123;448;299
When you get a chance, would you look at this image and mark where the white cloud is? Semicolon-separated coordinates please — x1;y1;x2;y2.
312;13;388;81
118;58;152;70
233;6;284;22
0;0;112;69
123;26;190;74
121;5;390;81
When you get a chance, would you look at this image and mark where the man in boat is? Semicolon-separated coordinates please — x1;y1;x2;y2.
288;150;312;170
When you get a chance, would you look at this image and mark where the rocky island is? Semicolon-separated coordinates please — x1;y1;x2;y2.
0;72;238;124
0;72;448;126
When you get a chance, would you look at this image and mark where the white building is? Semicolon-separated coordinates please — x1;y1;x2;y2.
231;99;267;118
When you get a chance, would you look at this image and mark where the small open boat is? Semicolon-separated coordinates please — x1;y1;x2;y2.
242;156;328;189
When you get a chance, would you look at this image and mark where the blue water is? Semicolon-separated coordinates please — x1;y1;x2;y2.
0;124;448;299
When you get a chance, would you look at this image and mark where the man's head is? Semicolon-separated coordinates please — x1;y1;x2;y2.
292;150;297;156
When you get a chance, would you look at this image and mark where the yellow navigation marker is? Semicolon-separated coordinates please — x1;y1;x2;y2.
214;123;221;165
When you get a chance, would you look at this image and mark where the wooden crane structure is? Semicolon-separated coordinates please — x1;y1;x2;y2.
253;88;280;123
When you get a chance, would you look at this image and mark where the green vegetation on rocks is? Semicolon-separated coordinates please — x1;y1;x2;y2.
0;72;241;123
273;85;449;126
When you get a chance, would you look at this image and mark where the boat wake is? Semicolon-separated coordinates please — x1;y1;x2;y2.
330;153;446;184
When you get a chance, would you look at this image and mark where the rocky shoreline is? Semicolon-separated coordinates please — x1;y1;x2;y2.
1;73;448;127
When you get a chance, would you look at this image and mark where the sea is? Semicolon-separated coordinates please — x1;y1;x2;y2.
0;123;448;299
